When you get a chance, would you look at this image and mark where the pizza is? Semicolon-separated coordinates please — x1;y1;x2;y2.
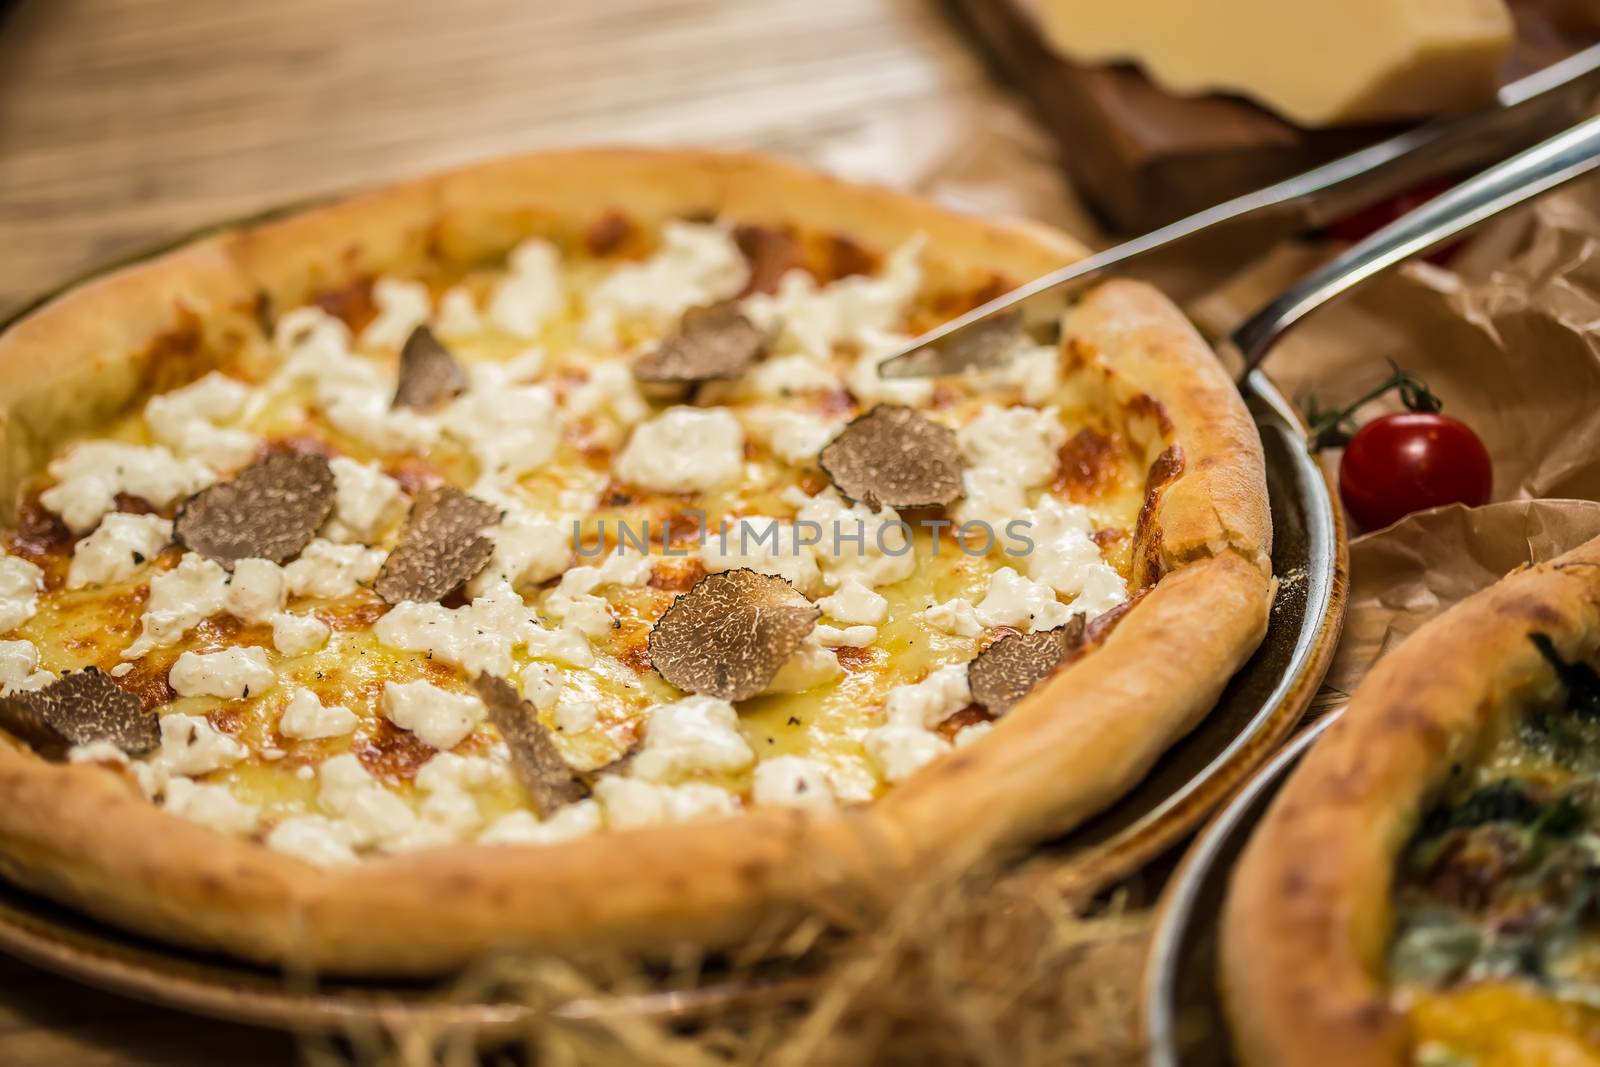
1223;537;1600;1067
0;149;1270;975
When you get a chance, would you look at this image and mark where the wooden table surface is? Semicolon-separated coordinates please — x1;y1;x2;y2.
0;0;1090;1063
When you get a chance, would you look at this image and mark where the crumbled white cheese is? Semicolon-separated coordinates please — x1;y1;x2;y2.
864;664;971;783
743;237;923;361
469;349;548;391
814;623;876;648
143;372;260;470
433;285;483;337
316;753;444;854
751;756;838;811
270;611;331;656
360;277;432;351
66;513;170;590
479;800;603;846
749;357;843;403
966;340;1063;406
959;404;1066;487
273;305;352;362
488;239;566;339
614;406;745;494
464;511;570;596
0;555;44;634
764;634;843;694
954;405;1067;530
791;488;916;590
415;749;507;794
40;441;213;534
224;557;287;624
381;679;486;750
552;694;600;735
0;639;52;694
954;720;995;748
1015;496;1127;619
324;457;405;544
582;222;747;346
376;581;538;676
162;776;261;835
323;387;442;455
283;539;385;600
278;688;357;740
441;382;561;486
594;776;738;831
865;725;951;783
169;647;276;699
522;622;597;668
564;361;650;434
519;660;563;710
922;597;983;638
123;553;229;659
632;695;754;782
882;664;972;730
266;814;359;867
828;754;881;804
956;476;1029;540
138;712;249;786
271;315;442;456
746;406;843;464
816;575;888;625
67;739;129;766
974;567;1074;632
700;516;822;596
414;752;508;837
542;551;653;639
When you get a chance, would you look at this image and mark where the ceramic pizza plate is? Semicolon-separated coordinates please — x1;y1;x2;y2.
0;233;1346;1036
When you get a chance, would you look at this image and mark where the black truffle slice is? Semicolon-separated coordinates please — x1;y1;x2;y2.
392;325;467;411
0;668;158;759
632;301;766;384
967;616;1086;716
819;404;964;511
175;453;336;568
473;674;588;816
647;568;821;702
374;486;497;604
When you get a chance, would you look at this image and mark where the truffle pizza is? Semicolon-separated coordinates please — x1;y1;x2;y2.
1224;537;1600;1067
0;150;1270;974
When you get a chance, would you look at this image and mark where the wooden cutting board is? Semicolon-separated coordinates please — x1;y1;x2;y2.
945;0;1600;233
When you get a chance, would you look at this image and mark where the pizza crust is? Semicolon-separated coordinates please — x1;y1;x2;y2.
1220;537;1600;1067
0;149;1273;974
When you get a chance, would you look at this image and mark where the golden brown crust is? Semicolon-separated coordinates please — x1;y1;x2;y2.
1065;280;1273;583
880;282;1274;857
1220;537;1600;1067
0;237;261;520
0;148;1272;974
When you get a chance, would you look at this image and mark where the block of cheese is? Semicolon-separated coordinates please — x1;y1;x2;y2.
1031;0;1515;127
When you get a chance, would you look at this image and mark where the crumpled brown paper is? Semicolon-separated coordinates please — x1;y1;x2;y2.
1326;498;1600;702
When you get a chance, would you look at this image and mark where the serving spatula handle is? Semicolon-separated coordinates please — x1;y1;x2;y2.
1228;114;1600;380
877;45;1600;381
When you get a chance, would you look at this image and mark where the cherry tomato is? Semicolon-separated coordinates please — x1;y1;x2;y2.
1338;412;1492;532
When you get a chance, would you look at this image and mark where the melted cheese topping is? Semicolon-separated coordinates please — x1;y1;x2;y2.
1409;983;1600;1066
5;219;1161;865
